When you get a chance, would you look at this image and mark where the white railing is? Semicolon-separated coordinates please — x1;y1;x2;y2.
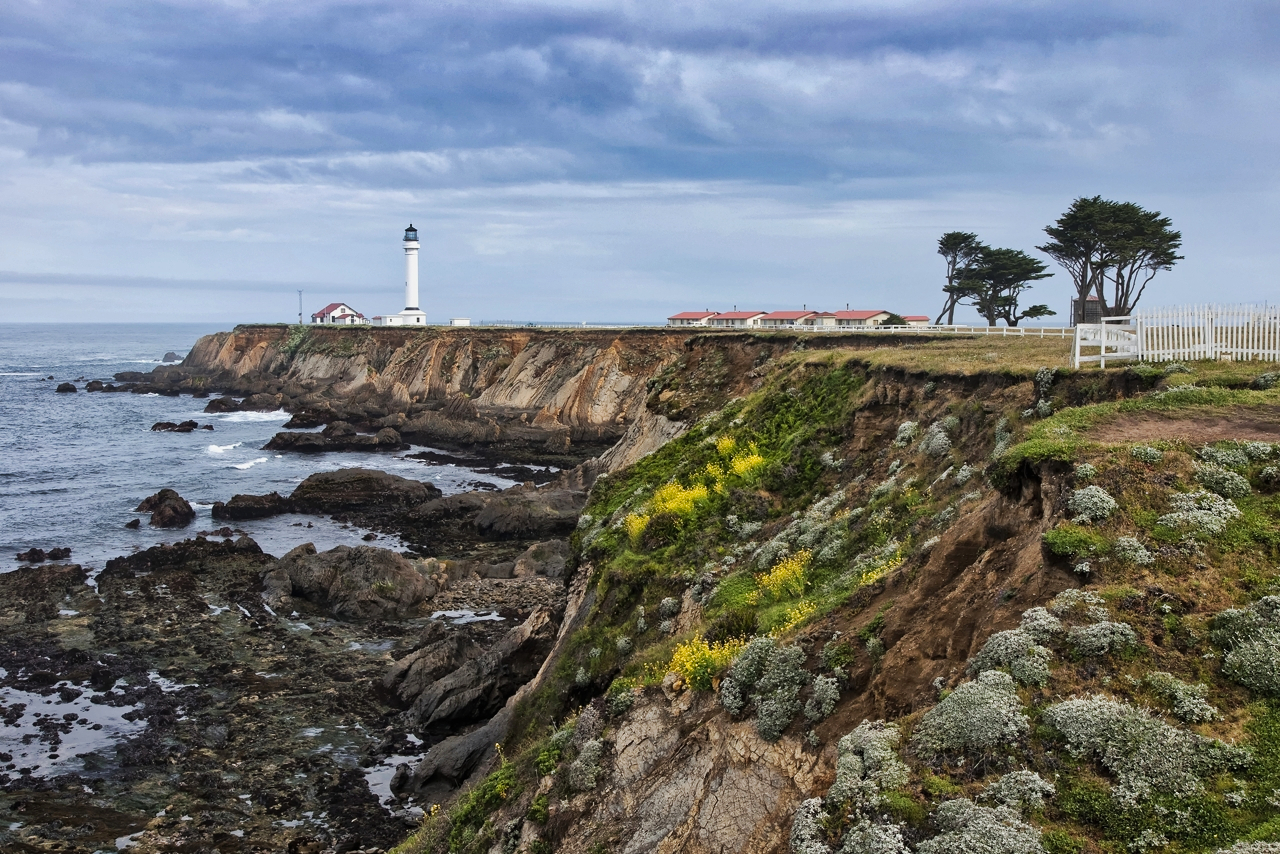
1073;303;1280;368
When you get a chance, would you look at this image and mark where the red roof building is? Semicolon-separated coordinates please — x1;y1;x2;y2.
310;303;369;325
708;311;766;328
759;310;818;327
667;311;719;327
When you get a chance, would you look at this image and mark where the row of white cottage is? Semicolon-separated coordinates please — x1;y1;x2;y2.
667;310;930;328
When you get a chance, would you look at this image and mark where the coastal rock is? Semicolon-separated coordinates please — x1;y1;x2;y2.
513;539;569;578
162;351;181;362
263;424;407;453
473;485;586;539
212;491;293;521
151;420;199;433
85;380;105;392
402;607;556;728
136;488;196;528
102;535;265;577
262;544;435;619
290;468;440;515
15;548;46;563
382;621;480;706
56;382;76;393
125;518;141;529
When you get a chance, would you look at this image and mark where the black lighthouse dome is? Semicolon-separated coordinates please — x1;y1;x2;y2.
404;224;418;241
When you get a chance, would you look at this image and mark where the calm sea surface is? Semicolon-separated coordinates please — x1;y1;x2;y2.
0;323;513;570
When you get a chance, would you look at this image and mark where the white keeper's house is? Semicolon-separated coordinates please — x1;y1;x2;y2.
311;303;370;325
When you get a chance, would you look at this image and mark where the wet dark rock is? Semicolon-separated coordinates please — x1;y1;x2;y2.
55;383;76;393
290;469;439;515
112;371;147;383
263;425;407;454
135;489;195;528
102;536;265;577
85;380;105;392
202;396;241;413
402;608;556;729
124;518;141;529
212;491;292;521
46;548;71;561
162;352;181;362
150;420;199;433
15;548;46;563
262;544;436;619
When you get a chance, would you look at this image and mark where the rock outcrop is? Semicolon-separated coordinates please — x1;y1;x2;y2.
264;422;406;453
289;468;440;515
262;543;436;619
136;488;196;528
212;491;293;521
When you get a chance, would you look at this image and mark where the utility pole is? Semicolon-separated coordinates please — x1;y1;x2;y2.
297;290;303;325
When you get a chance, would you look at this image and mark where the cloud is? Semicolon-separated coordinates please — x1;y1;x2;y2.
0;0;1276;322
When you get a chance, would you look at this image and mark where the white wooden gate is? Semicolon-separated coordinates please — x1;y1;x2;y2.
1073;303;1280;368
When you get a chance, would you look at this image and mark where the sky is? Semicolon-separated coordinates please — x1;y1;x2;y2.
0;0;1276;325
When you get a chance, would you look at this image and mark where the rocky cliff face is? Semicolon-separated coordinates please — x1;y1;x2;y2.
176;326;694;463
392;346;1280;854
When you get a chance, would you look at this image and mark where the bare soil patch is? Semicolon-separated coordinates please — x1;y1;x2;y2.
1088;406;1280;444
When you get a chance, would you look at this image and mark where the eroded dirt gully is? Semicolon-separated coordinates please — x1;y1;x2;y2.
3;327;1175;853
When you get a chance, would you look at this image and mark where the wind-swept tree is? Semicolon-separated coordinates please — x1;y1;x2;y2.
1102;203;1183;317
953;247;1055;327
935;232;987;325
1039;197;1182;322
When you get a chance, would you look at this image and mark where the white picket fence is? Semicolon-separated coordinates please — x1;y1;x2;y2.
1074;303;1280;368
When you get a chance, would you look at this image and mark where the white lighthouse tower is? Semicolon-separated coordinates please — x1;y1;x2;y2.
381;224;427;326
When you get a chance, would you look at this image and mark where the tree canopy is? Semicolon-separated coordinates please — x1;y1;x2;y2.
934;232;986;325
952;246;1055;327
1039;197;1182;322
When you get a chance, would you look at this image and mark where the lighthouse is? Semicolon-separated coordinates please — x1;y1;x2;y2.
379;225;428;326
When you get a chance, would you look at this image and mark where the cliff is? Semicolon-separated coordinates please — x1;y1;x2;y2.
385;343;1280;854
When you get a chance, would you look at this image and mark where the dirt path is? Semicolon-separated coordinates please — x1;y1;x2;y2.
1087;406;1280;444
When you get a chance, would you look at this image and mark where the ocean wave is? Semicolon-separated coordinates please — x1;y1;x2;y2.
0;372;42;376
206;443;243;454
233;457;269;470
218;409;290;423
190;502;215;510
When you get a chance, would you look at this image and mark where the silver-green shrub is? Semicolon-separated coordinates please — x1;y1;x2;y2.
834;720;910;796
1043;695;1250;804
893;421;919;447
1143;672;1218;723
921;421;954;457
1158;489;1242;536
979;770;1056;812
658;596;681;619
1196;463;1252;499
969;629;1052;687
914;799;1043;854
1112;536;1154;566
1020;607;1064;645
1074;462;1098;481
805;675;841;722
1244;441;1274;460
837;821;910;854
1224;634;1280;696
720;636;776;716
1201;444;1251;469
912;670;1028;757
1050;588;1105;617
1215;843;1280;853
790;798;832;854
1068;621;1138;657
720;637;811;741
1068;486;1118;524
567;738;604;791
1130;446;1164;464
954;463;976;485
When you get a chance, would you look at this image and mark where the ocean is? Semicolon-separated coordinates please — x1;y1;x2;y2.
0;323;515;572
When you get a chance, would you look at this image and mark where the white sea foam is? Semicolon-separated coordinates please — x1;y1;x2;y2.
218;409;290;423
233;457;269;470
206;442;243;454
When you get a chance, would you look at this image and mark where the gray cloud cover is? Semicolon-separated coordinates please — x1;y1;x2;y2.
0;0;1276;322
